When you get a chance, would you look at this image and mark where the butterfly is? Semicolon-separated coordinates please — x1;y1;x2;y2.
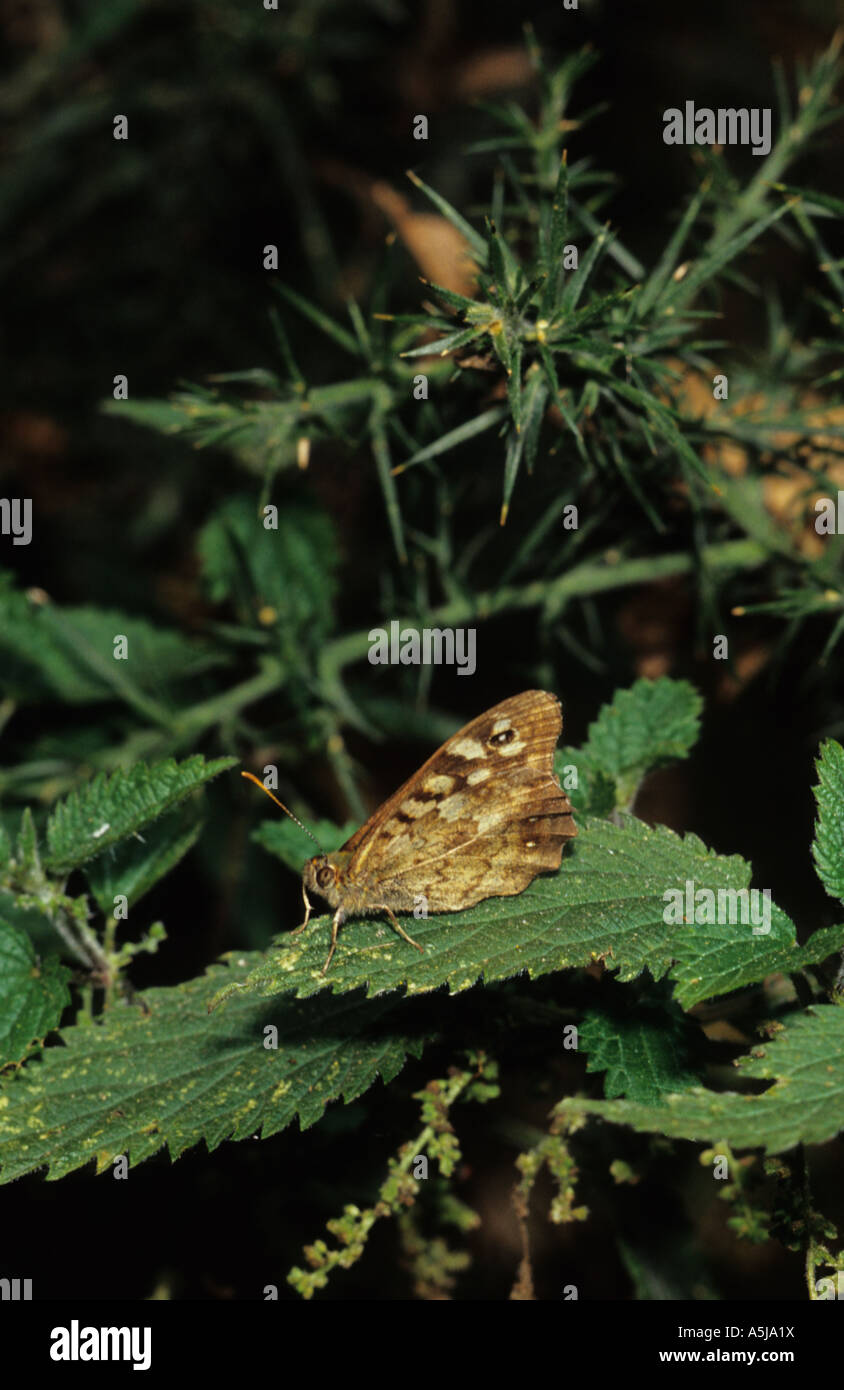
243;690;575;974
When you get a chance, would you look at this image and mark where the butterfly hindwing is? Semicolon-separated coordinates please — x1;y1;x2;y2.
340;690;575;912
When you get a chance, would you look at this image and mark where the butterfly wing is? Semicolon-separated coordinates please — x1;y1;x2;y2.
340;690;575;912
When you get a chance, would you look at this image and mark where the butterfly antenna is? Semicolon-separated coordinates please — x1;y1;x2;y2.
240;771;326;853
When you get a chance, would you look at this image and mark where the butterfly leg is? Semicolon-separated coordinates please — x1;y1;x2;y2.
291;883;312;936
379;906;424;955
319;909;345;976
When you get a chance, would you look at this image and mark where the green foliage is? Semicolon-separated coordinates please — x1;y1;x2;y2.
579;1007;699;1103
197;496;338;658
4;677;844;1220
251;816;356;875
84;806;204;915
560;1006;844;1155
0;955;428;1183
104;34;844;662
670;914;844;1009
43;756;236;875
572;676;703;807
0;919;71;1065
555;746;616;817
812;739;844;903
0;576;223;709
4;19;844;1300
287;1056;493;1299
217;755;844;1011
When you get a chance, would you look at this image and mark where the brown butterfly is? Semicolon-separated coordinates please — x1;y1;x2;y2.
243;690;575;974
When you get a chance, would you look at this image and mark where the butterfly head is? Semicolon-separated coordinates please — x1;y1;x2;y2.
303;853;350;909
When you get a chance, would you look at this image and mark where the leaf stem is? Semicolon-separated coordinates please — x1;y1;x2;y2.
319;538;767;679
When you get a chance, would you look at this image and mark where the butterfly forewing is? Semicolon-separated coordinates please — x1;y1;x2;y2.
340;690;575;912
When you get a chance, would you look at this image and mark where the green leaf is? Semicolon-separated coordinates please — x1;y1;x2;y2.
773;183;844;218
251;817;356;876
555;746;616;817
812;739;844;904
580;1007;700;1102
105;391;312;474
272;283;361;356
0;920;71;1066
501;370;548;522
84;805;204;914
486;217;519;301
399;325;480;359
559;1005;844;1154
101;396;189;434
0;578;222;708
713;474;798;559
416;278;479;313
44;756;237;875
540;153;570;316
219;813;816;1011
582;677;703;804
371;418;407;564
0;955;428;1183
662;203;790;310
15;807;42;881
197;495;337;651
670;916;844;1010
393;406;508;475
633;181;709;320
268;307;305;389
405;170;488;263
559;222;612;313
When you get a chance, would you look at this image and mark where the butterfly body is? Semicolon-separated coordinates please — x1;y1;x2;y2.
293;690;576;973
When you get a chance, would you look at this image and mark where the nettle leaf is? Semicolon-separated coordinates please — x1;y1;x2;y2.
44;756;237;875
0;577;222;706
0;919;71;1066
84;805;204;914
579;1007;700;1103
216;814;821;1010
251;818;357;876
14;807;41;880
555;746;616;817
670;914;844;1010
0;955;428;1183
559;1005;844;1155
582;677;703;805
812;739;844;904
198;495;337;651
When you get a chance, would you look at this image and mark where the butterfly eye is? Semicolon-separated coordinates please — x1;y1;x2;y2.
489;728;515;747
316;865;335;889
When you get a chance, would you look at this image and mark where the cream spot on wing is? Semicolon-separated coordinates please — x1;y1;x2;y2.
452;738;486;759
491;717;513;735
467;767;491;785
401;798;435;819
423;773;456;795
476;809;504;834
497;738;526;758
438;792;470;821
